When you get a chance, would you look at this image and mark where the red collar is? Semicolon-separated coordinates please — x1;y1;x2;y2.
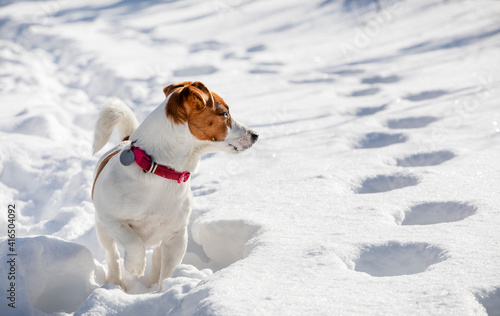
131;145;190;183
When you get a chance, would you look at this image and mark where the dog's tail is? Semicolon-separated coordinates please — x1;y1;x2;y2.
92;98;139;155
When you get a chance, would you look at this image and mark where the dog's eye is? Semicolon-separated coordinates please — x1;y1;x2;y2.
222;112;229;119
212;137;217;141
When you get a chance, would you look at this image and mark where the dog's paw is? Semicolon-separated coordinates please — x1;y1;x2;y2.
124;248;146;276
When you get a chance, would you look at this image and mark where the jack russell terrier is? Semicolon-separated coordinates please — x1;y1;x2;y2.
91;81;258;290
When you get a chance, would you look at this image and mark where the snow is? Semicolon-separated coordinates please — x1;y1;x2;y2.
1;0;500;315
0;236;102;315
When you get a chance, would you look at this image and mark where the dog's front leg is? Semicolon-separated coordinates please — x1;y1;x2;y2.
157;228;188;291
150;245;162;287
101;216;146;277
95;216;122;286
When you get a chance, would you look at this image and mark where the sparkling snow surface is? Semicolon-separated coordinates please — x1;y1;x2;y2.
1;0;500;315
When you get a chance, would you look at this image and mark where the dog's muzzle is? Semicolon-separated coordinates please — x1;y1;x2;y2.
227;120;258;152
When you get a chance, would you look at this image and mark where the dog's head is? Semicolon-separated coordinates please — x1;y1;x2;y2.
163;81;258;153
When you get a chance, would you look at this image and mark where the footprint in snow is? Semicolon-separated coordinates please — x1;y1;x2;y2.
355;104;387;117
476;287;500;316
396;150;455;167
191;186;217;197
321;67;364;76
258;62;285;66
246;44;266;53
387;116;439;129
361;75;401;84
189;40;225;53
353;242;448;277
250;61;285;75
350;87;380;97
404;90;448;102
355;132;407;149
355;173;419;194
399;201;477;226
187;219;261;271
173;65;218;77
249;68;279;74
289;77;336;84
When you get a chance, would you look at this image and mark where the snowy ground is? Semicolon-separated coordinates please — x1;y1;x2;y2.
1;0;500;315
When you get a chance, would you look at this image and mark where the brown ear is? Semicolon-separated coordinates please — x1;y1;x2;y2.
191;81;214;108
164;81;214;124
180;85;209;114
165;85;207;124
165;87;188;124
163;81;192;98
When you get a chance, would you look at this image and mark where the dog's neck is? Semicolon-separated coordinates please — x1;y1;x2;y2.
130;100;204;173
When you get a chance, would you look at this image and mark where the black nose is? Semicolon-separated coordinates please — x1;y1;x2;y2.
250;131;259;142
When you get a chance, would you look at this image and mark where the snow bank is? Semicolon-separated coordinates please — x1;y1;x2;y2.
75;266;212;316
0;236;102;315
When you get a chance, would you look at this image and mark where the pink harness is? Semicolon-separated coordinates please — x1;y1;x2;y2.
130;145;190;183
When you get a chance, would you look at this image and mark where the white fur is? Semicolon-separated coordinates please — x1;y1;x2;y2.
92;95;257;290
